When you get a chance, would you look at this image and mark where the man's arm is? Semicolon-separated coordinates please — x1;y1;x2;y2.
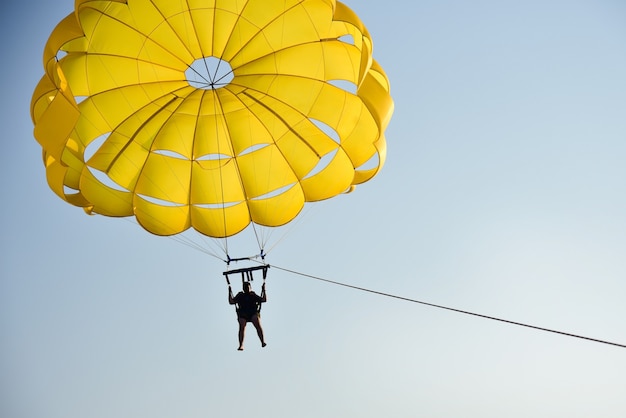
228;286;236;305
260;283;267;303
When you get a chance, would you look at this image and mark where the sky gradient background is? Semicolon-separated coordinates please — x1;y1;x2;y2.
2;1;626;417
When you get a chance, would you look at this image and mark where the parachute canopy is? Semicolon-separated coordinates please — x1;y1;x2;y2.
31;0;393;238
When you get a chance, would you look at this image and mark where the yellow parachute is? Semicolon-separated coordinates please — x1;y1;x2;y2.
31;0;393;238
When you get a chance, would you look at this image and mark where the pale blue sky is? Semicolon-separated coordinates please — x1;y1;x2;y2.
2;1;626;417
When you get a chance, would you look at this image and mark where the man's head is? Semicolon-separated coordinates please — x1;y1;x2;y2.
242;282;251;293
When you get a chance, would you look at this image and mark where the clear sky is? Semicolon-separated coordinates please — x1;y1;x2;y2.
2;1;626;417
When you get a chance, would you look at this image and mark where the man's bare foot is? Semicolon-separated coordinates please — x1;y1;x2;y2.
237;347;243;351
262;342;267;347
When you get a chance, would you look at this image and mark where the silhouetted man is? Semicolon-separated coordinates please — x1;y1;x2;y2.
229;281;267;350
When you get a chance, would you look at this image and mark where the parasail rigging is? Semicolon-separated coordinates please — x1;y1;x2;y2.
30;0;394;268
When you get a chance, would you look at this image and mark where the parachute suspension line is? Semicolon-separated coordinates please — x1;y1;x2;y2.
262;202;318;257
168;234;224;260
186;230;229;261
251;221;266;258
271;265;626;350
207;90;269;263
210;89;265;263
97;89;233;261
211;88;230;259
118;217;225;261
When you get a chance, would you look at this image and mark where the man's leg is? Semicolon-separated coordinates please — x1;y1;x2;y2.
250;315;266;347
237;317;247;350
